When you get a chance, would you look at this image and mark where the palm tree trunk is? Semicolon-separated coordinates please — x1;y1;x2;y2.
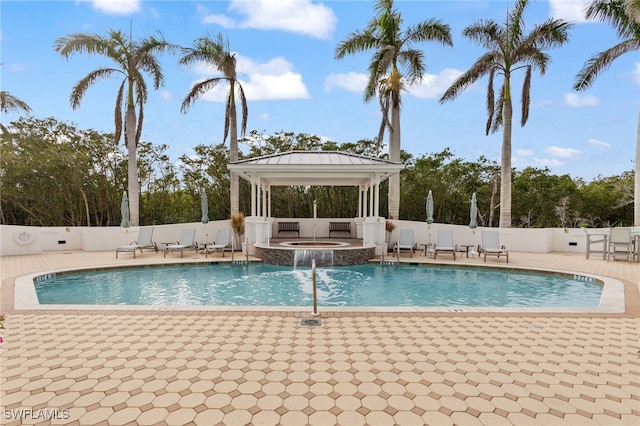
635;103;639;226
229;92;239;215
500;96;513;228
126;106;140;226
388;102;401;219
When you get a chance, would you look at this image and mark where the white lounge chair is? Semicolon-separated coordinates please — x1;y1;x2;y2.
201;228;232;258
480;230;509;263
164;228;197;258
395;229;415;258
608;227;633;262
434;230;456;260
115;227;158;258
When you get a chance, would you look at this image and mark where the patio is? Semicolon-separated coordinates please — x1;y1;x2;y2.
1;250;638;425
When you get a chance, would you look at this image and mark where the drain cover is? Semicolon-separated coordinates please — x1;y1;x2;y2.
300;318;322;327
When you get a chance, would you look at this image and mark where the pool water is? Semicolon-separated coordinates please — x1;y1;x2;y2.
34;264;603;308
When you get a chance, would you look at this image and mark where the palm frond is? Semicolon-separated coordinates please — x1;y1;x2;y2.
69;68;121;110
491;84;506;134
398;49;424;84
114;82;125;144
440;52;496;103
180;78;224;113
53;33;114;58
223;93;231;144
574;38;640;90
405;19;453;46
463;21;502;50
521;65;531;126
136;104;144;147
0;91;32;114
586;0;640;38
335;31;378;59
237;83;248;137
486;68;495;135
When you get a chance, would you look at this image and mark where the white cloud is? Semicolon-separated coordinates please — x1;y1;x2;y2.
7;63;29;73
324;72;368;93
202;0;336;39
257;112;271;122
324;68;463;99
159;90;173;101
548;0;590;22
243;72;309;100
407;68;463;99
545;146;581;158
516;149;535;157
564;92;599;107
87;0;140;15
632;63;640;85
533;157;566;167
532;99;554;108
189;54;309;102
202;14;237;28
588;138;611;149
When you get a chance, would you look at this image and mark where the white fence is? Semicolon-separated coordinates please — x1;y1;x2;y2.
1;220;622;257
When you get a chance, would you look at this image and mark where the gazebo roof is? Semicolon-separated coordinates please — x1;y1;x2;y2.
228;151;404;186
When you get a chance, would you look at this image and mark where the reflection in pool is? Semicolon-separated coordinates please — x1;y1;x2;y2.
34;263;603;308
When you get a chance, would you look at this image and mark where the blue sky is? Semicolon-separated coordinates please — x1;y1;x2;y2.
2;0;637;182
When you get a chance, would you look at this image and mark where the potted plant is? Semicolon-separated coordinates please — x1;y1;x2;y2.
385;220;395;243
230;212;245;252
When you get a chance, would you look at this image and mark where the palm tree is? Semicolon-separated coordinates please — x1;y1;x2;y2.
335;0;452;220
0;91;32;135
54;29;173;227
574;0;640;226
179;33;248;215
439;0;571;228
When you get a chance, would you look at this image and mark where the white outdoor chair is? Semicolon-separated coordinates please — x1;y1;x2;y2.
164;228;197;258
116;226;158;258
608;227;633;262
434;230;457;260
395;229;415;258
480;230;509;263
201;228;232;258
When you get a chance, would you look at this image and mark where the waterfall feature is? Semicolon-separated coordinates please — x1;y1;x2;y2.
293;249;334;267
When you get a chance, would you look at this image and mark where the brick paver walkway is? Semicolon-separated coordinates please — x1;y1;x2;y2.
1;250;638;425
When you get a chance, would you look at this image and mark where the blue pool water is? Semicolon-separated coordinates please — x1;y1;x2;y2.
34;264;603;308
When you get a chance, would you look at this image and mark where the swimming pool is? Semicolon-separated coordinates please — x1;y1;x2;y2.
33;263;603;308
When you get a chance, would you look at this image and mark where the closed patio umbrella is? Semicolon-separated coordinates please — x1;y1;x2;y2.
120;191;130;228
469;192;478;230
201;189;209;224
426;190;434;224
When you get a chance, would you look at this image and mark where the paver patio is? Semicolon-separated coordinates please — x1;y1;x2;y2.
0;250;638;425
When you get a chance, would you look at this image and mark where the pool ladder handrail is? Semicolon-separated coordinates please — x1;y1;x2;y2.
311;259;319;316
380;246;399;266
230;233;250;265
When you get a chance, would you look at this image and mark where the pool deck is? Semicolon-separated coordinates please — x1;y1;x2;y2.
0;248;639;425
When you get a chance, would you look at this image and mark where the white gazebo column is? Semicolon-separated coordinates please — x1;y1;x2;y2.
369;178;375;218
261;183;267;219
250;173;257;217
374;173;381;218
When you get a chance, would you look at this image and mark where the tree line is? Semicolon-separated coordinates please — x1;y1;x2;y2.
1;117;633;228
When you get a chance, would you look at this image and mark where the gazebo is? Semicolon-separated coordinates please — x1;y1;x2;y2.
228;151;404;253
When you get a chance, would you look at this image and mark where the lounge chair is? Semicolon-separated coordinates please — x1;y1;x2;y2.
480;230;509;263
164;228;197;258
434;230;456;260
200;227;232;258
608;227;633;262
115;226;158;258
395;229;415;258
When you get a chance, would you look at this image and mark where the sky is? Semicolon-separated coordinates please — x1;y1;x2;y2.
1;0;638;182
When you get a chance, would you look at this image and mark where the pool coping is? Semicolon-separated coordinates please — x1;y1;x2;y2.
7;261;631;315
